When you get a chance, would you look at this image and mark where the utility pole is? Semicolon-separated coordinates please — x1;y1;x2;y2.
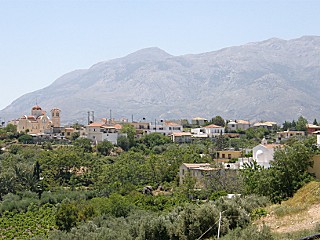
217;211;222;239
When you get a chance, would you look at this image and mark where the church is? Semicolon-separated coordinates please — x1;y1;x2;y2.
10;105;61;134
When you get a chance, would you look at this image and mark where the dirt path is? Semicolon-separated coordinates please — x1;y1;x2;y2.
257;203;320;233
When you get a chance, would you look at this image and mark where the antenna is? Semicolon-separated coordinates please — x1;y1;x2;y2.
87;111;94;125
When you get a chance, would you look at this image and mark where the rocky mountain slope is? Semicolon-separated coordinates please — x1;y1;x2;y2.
1;36;320;124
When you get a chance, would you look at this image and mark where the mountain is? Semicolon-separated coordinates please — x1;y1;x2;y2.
1;37;320;124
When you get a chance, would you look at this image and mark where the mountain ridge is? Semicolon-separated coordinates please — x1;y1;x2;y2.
1;36;320;124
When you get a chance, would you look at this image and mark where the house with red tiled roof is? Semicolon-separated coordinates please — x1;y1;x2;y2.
227;119;251;131
191;124;225;138
85;122;126;144
170;132;192;143
129;121;150;138
191;117;208;126
253;121;277;130
179;163;217;186
306;124;320;135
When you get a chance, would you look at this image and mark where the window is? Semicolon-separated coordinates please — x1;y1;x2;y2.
222;154;225;158
56;113;59;117
228;154;231;159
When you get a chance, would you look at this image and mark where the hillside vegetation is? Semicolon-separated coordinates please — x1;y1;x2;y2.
257;181;320;239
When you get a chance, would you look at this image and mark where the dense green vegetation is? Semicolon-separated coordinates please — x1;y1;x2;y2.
0;118;319;239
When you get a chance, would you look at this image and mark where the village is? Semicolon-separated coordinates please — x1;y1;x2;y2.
3;104;320;190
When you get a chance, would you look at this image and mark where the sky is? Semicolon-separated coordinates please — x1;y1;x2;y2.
0;0;320;110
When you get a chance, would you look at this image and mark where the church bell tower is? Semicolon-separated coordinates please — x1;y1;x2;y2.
51;108;61;127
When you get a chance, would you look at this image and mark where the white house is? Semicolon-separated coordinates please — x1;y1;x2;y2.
252;139;281;168
253;121;277;130
149;120;183;136
191;117;208;126
85;122;123;144
170;132;192;143
227;120;251;131
191;124;225;138
276;130;305;143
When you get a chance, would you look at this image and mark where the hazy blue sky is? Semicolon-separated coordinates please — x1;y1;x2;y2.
0;0;319;110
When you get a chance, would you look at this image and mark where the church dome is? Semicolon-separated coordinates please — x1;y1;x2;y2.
32;105;42;110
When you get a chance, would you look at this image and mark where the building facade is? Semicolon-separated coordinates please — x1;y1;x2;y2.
10;105;61;134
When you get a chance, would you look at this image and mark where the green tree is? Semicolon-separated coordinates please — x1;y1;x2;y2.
241;140;315;203
39;148;82;186
245;127;268;141
313;118;318;126
214;135;228;151
282;121;292;131
269;141;314;202
4;123;17;133
74;138;92;152
120;123;136;148
117;135;130;151
96;140;113;156
70;122;83;130
71;132;80;140
140;133;171;149
241;161;268;195
56;201;79;231
210;115;225;127
296;116;308;131
291;120;297;130
18;134;33;144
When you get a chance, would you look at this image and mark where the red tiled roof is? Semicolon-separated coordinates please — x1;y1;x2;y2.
262;144;282;149
204;124;223;128
171;132;192;136
113;124;123;130
88;122;104;127
237;120;250;124
165;121;180;126
101;125;115;129
307;124;320;129
182;163;219;171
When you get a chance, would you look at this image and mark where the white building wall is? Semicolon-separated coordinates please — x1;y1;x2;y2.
205;127;225;137
101;133;118;144
253;145;275;168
